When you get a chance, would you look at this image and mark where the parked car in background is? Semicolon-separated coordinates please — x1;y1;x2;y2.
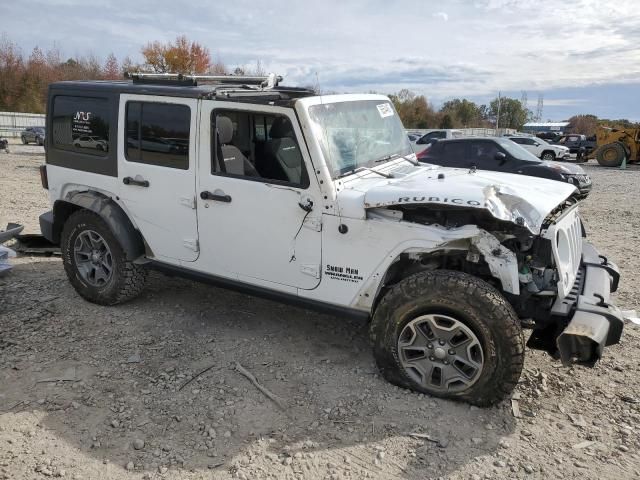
535;131;563;142
553;134;597;154
506;135;570;161
417;137;592;198
21;127;45;145
413;129;465;149
407;133;422;144
73;135;109;152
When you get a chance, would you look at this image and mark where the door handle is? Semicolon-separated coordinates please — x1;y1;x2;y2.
123;176;150;187
200;191;231;203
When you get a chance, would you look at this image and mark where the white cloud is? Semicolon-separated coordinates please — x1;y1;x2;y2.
432;11;449;21
4;0;640;104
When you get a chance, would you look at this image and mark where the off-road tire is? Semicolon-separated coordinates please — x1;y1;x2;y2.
61;210;147;305
370;270;524;407
541;151;555;161
597;142;625;167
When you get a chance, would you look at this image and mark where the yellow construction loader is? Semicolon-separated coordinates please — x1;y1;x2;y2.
590;127;640;167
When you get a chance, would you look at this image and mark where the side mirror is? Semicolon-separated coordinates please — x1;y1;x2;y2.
494;151;507;162
533;142;540;147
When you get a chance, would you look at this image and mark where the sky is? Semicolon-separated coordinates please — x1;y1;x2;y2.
4;0;640;120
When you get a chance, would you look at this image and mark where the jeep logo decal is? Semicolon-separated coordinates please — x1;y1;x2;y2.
397;196;481;206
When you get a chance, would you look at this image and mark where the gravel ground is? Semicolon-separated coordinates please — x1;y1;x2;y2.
1;142;639;480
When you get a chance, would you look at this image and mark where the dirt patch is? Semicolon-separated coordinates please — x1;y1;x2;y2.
1;143;639;479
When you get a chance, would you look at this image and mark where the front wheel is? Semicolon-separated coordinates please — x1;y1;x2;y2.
21;136;27;144
596;142;625;167
370;270;524;406
541;151;556;161
61;210;147;305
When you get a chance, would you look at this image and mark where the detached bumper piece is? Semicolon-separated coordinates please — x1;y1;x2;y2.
556;242;623;365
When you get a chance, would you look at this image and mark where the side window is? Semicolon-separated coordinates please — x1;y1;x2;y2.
125;102;190;170
469;141;500;161
440;142;468;162
510;138;524;144
211;110;309;187
523;138;537;145
52;95;110;156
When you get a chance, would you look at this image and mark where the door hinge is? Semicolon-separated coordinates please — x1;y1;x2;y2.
179;196;196;209
301;264;320;279
304;216;322;232
183;238;199;252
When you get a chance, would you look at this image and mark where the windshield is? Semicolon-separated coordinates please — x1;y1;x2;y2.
496;138;541;162
308;100;412;178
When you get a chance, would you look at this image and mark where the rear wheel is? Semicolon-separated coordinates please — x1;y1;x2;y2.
61;210;147;305
597;142;625;167
370;270;524;406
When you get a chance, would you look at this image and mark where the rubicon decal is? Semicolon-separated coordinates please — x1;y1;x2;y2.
397;196;482;206
325;264;364;283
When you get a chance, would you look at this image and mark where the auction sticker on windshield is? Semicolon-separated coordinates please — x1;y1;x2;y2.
376;103;394;118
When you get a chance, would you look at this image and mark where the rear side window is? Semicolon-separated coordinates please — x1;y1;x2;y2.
52;96;110;156
441;142;468;161
125;102;190;170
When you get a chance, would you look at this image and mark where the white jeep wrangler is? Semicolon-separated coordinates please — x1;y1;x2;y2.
39;73;622;406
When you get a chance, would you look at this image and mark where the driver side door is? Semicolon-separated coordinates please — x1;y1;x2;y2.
195;101;322;292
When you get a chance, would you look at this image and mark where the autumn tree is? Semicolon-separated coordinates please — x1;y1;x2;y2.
388;89;439;128
141;35;211;74
103;53;120;79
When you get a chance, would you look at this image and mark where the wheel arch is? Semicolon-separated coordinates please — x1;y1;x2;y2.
53;191;146;261
355;231;519;314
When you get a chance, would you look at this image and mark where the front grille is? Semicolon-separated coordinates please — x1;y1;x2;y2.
544;205;583;300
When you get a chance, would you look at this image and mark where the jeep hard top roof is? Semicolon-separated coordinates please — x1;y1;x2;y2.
48;73;316;106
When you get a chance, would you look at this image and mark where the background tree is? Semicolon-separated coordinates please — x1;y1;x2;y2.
388;89;439;128
103;53;120;80
489;96;531;130
440;98;484;127
439;114;453;129
141;35;211;74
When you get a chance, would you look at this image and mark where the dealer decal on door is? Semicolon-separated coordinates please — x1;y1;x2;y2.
325;264;364;283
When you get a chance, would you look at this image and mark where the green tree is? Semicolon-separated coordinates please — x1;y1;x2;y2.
490;97;531;130
440;98;482;127
439;114;453;129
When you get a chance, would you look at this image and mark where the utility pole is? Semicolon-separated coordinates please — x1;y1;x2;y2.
496;92;501;131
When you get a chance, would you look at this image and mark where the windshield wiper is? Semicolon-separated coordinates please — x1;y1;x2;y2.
337;166;394;179
375;153;419;166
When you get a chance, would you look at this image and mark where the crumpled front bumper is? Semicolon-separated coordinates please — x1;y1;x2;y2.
555;241;623;365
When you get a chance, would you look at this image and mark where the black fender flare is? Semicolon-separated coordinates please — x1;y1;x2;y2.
52;191;146;261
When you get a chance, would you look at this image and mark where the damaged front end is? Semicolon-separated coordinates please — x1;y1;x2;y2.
361;168;622;366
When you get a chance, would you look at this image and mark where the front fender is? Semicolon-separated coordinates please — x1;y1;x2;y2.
352;227;519;311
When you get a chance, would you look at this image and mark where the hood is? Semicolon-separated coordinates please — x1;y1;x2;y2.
339;164;577;234
541;161;585;175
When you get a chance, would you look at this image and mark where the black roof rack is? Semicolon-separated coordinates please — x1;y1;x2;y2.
126;72;283;89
